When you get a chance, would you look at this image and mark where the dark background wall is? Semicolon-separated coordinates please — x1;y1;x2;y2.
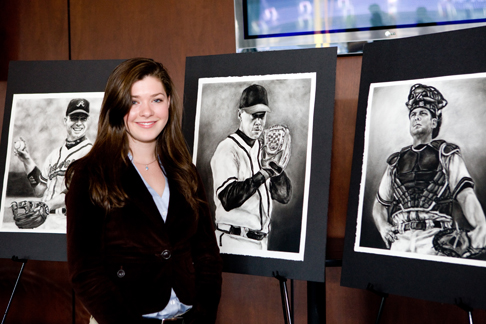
0;0;485;323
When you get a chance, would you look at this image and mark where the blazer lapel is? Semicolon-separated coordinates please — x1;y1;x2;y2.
165;177;182;228
164;177;198;243
123;163;167;232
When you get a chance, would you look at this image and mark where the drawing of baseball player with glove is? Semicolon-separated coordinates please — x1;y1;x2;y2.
373;84;486;258
211;84;292;250
11;98;93;230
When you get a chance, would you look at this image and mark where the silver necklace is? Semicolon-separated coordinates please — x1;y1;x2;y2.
134;158;157;171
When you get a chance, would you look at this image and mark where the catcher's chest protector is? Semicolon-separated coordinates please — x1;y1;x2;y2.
391;144;452;214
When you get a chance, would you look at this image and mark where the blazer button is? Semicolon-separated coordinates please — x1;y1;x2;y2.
161;250;171;260
117;267;125;278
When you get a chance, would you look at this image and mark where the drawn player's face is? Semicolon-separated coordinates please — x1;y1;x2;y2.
409;107;437;138
124;76;170;147
64;113;90;141
238;110;267;139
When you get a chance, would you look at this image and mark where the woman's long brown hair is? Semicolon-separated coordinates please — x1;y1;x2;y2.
66;58;201;213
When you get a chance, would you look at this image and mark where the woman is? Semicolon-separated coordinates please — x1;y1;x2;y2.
65;58;223;324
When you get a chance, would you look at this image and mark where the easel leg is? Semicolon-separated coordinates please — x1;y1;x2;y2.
375;295;387;324
274;272;293;324
290;279;294;324
468;310;473;324
366;283;388;324
456;299;474;324
1;256;28;324
307;281;326;324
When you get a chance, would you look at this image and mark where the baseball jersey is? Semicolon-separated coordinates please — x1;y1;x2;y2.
211;132;272;232
40;137;92;203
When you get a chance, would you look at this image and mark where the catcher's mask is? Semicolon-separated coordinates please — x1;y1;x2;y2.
406;84;447;116
406;83;445;138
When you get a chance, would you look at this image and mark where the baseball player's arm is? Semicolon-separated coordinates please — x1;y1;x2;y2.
372;166;397;248
211;140;268;211
44;193;66;212
373;199;397;249
18;155;37;175
13;138;48;196
13;138;35;171
26;165;47;198
269;171;292;204
217;173;267;211
456;188;486;249
446;153;486;248
32;182;47;197
32;156;54;197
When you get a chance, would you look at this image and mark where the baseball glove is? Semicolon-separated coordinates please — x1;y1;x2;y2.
260;125;291;177
433;228;486;258
10;201;49;229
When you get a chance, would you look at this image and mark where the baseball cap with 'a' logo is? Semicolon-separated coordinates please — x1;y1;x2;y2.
66;98;90;116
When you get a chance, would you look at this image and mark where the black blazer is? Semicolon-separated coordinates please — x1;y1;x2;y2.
66;163;222;324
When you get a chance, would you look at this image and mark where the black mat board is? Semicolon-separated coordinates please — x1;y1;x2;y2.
0;59;124;262
342;26;486;310
183;48;337;282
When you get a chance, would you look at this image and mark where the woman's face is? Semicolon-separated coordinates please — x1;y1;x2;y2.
124;76;170;148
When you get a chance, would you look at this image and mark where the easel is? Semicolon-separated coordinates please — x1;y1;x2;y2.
368;284;476;324
1;256;27;324
273;271;294;324
278;259;343;324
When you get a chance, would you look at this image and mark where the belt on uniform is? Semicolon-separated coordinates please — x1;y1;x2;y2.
393;220;451;234
217;224;267;241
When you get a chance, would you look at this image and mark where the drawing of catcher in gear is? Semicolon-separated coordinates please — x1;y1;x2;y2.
373;84;486;258
11;98;93;229
211;84;292;250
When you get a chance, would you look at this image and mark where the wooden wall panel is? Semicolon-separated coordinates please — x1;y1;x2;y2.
0;259;90;323
69;0;236;94
0;0;69;80
217;273;307;324
326;55;362;260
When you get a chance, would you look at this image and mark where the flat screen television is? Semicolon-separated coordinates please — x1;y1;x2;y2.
235;0;486;54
